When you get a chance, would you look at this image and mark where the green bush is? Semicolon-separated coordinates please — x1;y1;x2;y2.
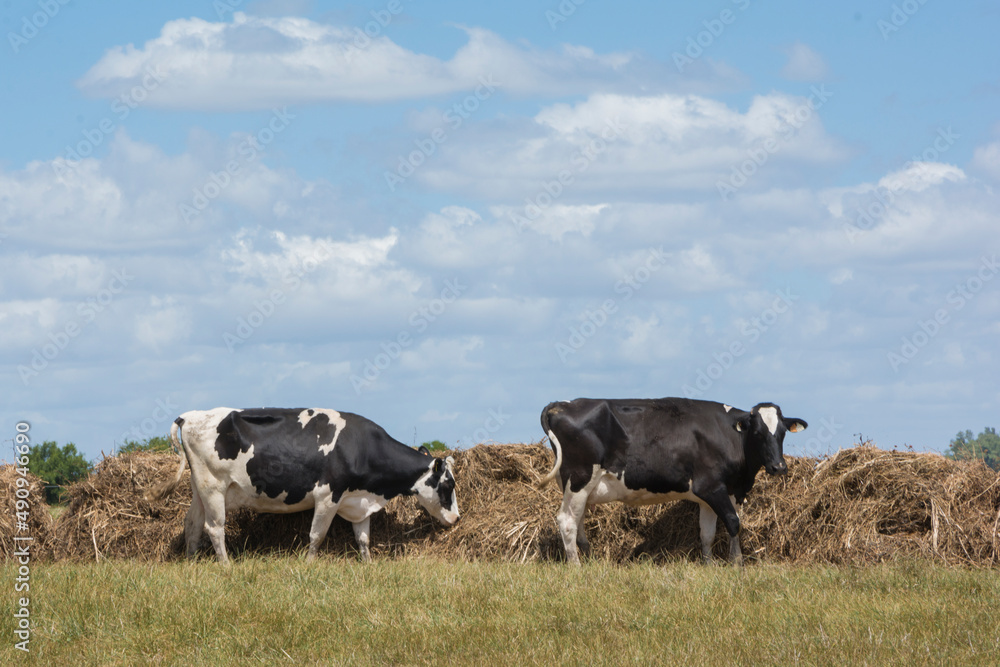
946;427;1000;470
27;441;92;504
117;435;174;455
421;440;449;452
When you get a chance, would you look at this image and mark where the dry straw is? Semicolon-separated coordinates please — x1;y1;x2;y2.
4;443;999;566
0;465;54;560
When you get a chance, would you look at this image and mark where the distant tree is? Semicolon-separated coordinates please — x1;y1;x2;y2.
945;427;1000;470
27;441;93;504
421;440;449;453
118;435;173;455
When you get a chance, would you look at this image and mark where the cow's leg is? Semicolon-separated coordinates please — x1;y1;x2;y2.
694;485;742;567
557;466;602;566
352;516;372;563
576;506;591;557
306;497;338;562
727;495;743;565
200;491;229;565
697;502;719;563
557;489;588;566
184;487;206;558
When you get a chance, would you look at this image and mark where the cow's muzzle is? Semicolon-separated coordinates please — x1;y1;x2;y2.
766;461;789;476
439;510;461;527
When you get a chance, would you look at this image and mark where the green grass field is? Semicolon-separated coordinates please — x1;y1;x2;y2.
3;558;998;665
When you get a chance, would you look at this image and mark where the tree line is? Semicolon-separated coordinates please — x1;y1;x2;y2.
944;427;1000;470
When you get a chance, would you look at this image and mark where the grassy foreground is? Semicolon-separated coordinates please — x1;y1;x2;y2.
2;557;999;665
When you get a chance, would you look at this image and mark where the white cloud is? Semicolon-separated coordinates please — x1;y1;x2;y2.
971;141;1000;182
0;157;126;247
216;227;425;321
76;16;711;110
134;300;191;352
0;130;341;252
490;203;606;241
0;299;62;349
399;336;485;373
617;313;686;364
780;42;830;82
223;229;399;281
942;342;965;367
416;91;849;199
1;254;109;297
404;206;527;272
878;161;965;193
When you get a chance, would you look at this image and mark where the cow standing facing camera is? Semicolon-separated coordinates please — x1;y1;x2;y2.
146;407;460;564
538;398;806;565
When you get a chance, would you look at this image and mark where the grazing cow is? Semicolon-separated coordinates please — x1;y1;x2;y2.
538;398;806;565
146;408;460;564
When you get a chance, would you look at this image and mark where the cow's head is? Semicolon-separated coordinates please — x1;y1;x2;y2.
734;403;807;476
414;455;460;526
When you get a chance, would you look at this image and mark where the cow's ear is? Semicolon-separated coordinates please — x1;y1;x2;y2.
784;418;808;433
418;445;431;456
733;413;752;433
433;457;445;474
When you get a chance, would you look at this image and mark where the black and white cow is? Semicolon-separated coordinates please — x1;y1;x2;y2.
146;408;460;564
538;398;806;565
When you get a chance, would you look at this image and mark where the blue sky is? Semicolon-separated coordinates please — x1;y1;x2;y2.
2;0;998;461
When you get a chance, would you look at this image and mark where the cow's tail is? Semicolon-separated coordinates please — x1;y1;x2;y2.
536;403;563;490
144;417;187;502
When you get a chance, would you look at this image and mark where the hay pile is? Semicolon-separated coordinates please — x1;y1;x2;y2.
0;465;54;560
51;453;191;561
33;443;1000;566
741;445;1000;565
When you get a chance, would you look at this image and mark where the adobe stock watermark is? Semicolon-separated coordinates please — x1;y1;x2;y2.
799;415;844;457
555;246;667;363
673;0;753;72
682;287;799;398
508;117;627;232
384;76;500;192
223;240;335;352
213;0;250;19
350;279;467;393
8;0;73;54
716;84;833;202
337;0;415;62
52;65;166;177
545;0;588;31
887;254;998;372
459;407;510;446
180;107;295;223
118;397;179;447
878;0;933;40
18;269;134;386
842;127;959;244
11;421;34;653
